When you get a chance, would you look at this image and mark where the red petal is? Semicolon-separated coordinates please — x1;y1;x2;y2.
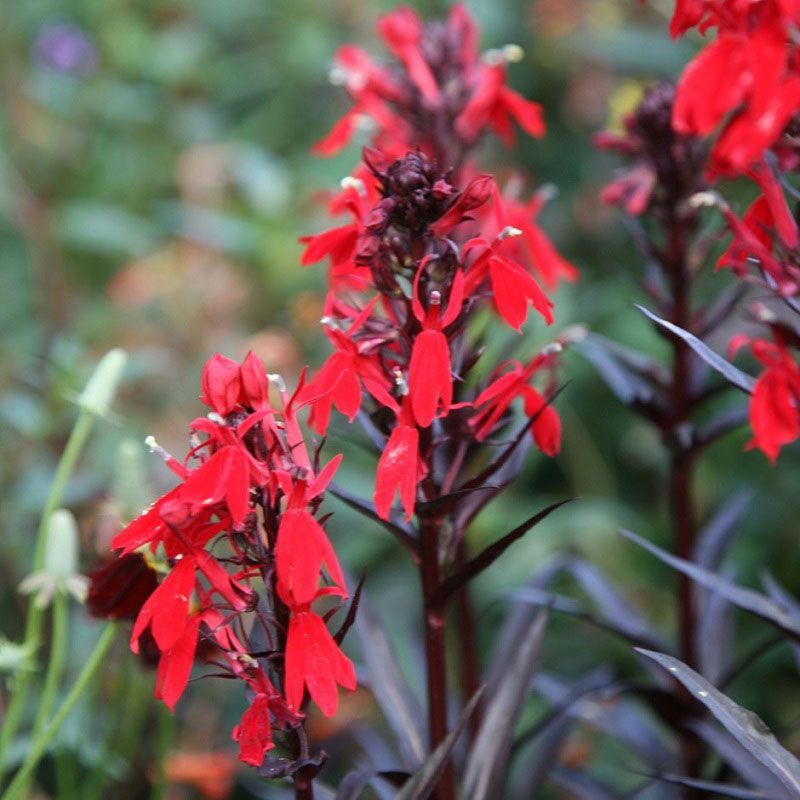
155;614;200;711
408;330;452;427
374;424;419;520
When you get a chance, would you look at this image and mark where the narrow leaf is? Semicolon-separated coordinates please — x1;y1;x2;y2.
354;589;426;769
621;528;800;641
395;688;484;800
429;498;573;606
636;304;756;393
694;491;754;571
463;611;549;800
329;483;418;563
644;773;773;799
636;649;800;795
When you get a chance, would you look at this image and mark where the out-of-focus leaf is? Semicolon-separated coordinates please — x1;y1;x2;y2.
335;766;405;800
462;611;548;800
693;491;754;572
691;720;795;800
59;202;157;257
532;672;677;772
636;650;800;796
696;568;735;683
354;590;426;770
574;333;663;408
550;768;619;800
394;688;483;800
621;529;800;641
636;305;756;394
429;498;573;606
760;573;800;670
643;773;774;799
329;483;418;562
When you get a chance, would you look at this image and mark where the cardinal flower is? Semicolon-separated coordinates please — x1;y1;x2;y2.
407;264;464;427
154;612;201;711
275;472;347;605
374;401;421;521
464;234;554;331
284;609;356;717
232;694;275;766
735;335;800;462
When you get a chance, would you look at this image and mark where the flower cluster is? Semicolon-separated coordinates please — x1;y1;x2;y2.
666;0;800;461
90;352;355;769
303;5;576;524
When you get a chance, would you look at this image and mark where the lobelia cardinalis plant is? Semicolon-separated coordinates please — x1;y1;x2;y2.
557;2;800;796
75;5;578;800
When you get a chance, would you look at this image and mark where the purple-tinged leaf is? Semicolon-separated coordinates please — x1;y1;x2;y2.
463;611;549;800
395;688;484;800
574;333;664;408
696;568;735;683
353;587;426;770
329;482;418;563
636;305;756;394
760;573;800;671
643;773;774;799
620;528;800;641
428;498;573;606
693;491;754;572
549;768;620;800
636;649;800;796
692;719;795;799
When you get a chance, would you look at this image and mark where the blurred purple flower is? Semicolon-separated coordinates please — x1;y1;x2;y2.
33;22;97;77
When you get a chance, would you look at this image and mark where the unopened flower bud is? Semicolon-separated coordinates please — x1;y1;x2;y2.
201;353;242;416
78;348;127;417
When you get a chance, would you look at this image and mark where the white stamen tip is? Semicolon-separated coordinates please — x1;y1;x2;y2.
542;342;563;356
688;190;723;209
144;435;158;451
503;44;524;62
207;412;225;424
499;226;523;240
430;290;442;305
340;176;366;196
267;373;287;393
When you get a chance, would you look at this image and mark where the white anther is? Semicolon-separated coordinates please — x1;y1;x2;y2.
503;44;524;62
340;176;366;196
498;225;523;240
688;190;726;209
207;412;225;425
392;367;409;396
430;290;442;305
144;435;175;464
541;342;563;356
267;373;287;393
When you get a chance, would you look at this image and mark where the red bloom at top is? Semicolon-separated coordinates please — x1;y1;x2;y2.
733;334;800;462
671;2;800;174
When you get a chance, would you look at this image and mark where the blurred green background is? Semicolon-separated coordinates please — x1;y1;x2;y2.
1;0;798;798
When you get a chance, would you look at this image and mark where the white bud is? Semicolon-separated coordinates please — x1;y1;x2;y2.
340;176;366;196
267;373;287;393
78;348;128;417
498;226;523;240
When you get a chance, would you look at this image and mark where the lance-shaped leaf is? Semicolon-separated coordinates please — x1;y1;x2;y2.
641;773;774;799
694;490;754;571
329;482;418;563
574;333;666;415
395;688;484;800
462;611;548;800
549;768;619;800
636;649;800;796
691;718;795;799
354;587;426;770
621;528;800;641
636;305;756;394
427;498;573;607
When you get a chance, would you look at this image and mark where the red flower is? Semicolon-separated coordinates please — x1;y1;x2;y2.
201;354;242;416
275;478;346;606
738;335;800;461
377;7;440;105
180;445;252;526
155;613;201;711
407;264;464;427
232;694;274;767
464;237;554;331
131;556;196;654
456;59;545;145
471;356;562;455
374;407;420;521
284;610;356;717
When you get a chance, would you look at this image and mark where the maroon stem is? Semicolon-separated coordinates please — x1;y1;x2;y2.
420;515;455;800
664;215;703;786
455;542;481;740
293;770;315;800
